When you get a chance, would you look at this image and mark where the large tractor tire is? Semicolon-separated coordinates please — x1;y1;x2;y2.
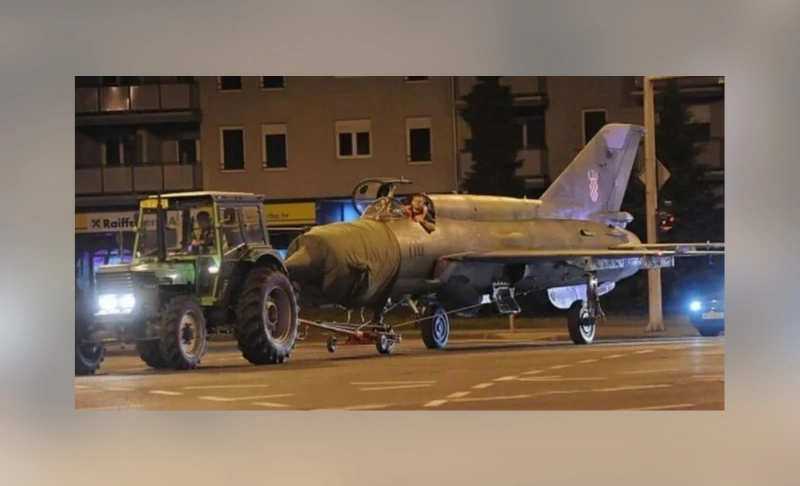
235;267;299;365
158;295;208;370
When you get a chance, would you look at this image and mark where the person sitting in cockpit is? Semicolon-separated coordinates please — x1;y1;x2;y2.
403;194;436;233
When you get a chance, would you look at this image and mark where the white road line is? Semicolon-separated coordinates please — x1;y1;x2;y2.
550;364;571;370
522;370;543;375
693;375;725;381
74;385;90;389
424;400;448;408
149;390;184;396
616;403;696;411
519;376;608;382
74;389;103;394
452;394;531;403
183;385;271;390
359;384;433;391
472;383;494;390
252;402;291;409
624;368;681;374
493;376;519;382
634;349;655;354
593;384;671;393
351;381;435;385
603;354;626;359
448;391;471;399
199;394;294;403
577;359;597;364
315;404;390;411
106;387;136;392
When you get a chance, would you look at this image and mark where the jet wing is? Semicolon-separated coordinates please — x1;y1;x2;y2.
441;243;723;271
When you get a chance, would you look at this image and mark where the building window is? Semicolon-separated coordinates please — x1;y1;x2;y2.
104;139;121;167
335;120;372;159
261;77;285;89
514;115;546;150
103;134;143;167
177;139;198;165
406;117;432;163
405;76;429;82
218;76;242;91
220;127;245;171
582;109;607;145
262;124;288;169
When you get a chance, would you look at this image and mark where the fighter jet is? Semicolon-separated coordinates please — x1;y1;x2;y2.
284;123;723;349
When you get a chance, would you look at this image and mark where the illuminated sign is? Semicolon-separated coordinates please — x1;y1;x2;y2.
263;202;316;226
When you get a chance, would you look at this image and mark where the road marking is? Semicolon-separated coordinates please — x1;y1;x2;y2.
351;381;435;385
550;364;571;370
624;368;681;374
423;400;448;408
452;394;531;403
183;385;271;390
493;376;519;382
535;390;585;396
199;394;294;402
448;391;471;399
593;384;671;393
577;359;597;364
252;402;291;409
603;354;625;359
106;387;136;392
315;404;390;411
519;376;608;382
693;375;724;381
149;390;184;396
74;385;90;389
359;384;433;391
522;370;543;375
616;403;696;411
634;349;655;354
74;389;103;394
472;383;494;390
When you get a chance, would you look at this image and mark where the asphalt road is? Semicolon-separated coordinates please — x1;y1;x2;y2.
75;335;724;411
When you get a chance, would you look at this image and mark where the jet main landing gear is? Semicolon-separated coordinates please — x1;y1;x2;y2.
567;272;603;345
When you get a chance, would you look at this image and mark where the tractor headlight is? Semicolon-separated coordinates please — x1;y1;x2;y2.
689;300;702;312
97;293;136;315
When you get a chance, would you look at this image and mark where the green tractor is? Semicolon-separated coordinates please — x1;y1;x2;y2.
75;191;300;375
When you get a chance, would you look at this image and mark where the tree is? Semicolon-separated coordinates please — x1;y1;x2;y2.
459;77;526;197
615;79;724;313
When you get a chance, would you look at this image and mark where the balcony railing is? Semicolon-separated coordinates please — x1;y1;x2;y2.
75;161;203;196
75;81;200;115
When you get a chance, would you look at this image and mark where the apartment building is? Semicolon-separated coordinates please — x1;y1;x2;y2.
74;76;724;286
455;76;725;200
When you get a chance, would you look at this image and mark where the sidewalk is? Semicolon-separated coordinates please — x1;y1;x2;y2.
100;316;702;356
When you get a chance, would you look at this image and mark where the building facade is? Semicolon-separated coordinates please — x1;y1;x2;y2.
74;76;724;287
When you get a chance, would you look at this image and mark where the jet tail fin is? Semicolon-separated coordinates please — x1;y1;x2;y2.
539;123;645;220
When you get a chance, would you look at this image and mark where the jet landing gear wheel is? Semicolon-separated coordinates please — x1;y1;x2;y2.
376;330;397;355
420;306;450;349
326;336;337;353
567;301;596;345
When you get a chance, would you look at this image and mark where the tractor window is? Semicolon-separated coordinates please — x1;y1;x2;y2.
218;206;244;251
240;206;267;245
135;209;182;258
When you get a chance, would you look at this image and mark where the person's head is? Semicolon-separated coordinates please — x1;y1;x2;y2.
410;194;426;213
196;211;211;229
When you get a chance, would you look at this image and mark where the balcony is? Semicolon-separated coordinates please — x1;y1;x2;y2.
75;81;201;126
630;76;724;103
75;161;203;196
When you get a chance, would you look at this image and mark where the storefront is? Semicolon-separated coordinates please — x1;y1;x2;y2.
74;201;331;288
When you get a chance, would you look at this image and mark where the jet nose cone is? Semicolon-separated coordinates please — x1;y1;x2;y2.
284;247;317;285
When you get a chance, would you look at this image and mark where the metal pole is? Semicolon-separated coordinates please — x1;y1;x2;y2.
643;76;664;332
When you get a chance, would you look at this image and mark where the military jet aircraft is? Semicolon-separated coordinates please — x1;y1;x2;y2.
284;123;723;351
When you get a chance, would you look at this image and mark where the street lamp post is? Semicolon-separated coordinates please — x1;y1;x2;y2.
642;76;663;332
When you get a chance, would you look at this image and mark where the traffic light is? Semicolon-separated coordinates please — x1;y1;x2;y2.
658;211;675;233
